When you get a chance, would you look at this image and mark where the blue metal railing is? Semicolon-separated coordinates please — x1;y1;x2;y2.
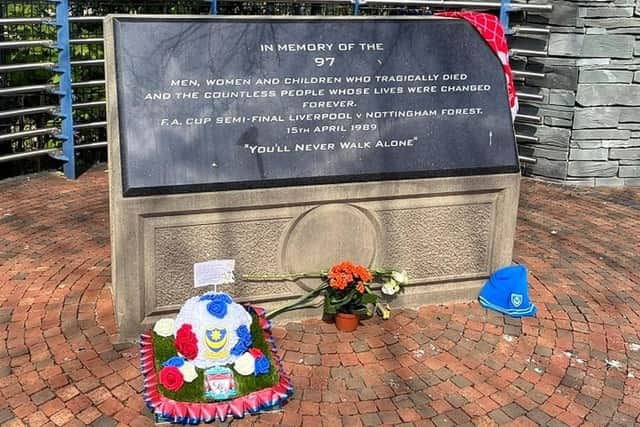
54;0;76;178
499;0;510;33
0;5;109;176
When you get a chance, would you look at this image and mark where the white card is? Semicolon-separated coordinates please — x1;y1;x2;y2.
194;260;235;288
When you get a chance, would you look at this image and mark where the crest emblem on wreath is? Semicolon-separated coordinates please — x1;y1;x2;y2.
204;328;228;360
510;293;523;308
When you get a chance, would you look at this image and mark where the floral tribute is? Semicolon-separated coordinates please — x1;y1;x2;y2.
141;293;292;423
245;261;409;320
324;261;377;316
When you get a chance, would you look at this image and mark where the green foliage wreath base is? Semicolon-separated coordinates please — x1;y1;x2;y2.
152;314;280;402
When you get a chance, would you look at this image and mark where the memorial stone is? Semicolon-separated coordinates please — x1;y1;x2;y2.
105;16;521;341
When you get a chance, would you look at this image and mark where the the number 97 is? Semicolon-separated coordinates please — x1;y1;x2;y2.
314;57;335;67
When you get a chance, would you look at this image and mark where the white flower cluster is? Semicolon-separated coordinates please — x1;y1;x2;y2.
381;270;409;295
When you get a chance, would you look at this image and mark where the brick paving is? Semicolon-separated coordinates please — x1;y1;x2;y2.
0;166;639;426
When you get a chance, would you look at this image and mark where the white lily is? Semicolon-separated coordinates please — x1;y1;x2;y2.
381;279;400;295
391;270;409;286
376;302;391;320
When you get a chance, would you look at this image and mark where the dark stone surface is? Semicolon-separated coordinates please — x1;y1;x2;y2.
91;415;118;427
111;17;518;196
527;59;579;91
0;409;14;424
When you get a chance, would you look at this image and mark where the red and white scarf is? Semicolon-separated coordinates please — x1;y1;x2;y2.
436;12;518;120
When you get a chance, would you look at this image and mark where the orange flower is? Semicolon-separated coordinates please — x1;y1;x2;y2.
353;265;373;283
329;274;347;290
328;261;372;291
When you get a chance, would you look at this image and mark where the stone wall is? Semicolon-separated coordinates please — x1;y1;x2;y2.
517;0;640;186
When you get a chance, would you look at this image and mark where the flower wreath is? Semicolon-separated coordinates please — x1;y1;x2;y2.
141;304;292;423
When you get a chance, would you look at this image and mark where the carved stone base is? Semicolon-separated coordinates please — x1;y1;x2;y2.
109;172;520;342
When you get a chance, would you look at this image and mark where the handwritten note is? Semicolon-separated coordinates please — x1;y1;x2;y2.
194;260;235;289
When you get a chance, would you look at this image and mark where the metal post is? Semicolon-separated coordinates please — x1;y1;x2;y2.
53;0;76;178
499;0;510;34
210;0;218;15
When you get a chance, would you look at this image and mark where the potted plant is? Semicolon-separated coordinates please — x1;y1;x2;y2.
324;261;377;331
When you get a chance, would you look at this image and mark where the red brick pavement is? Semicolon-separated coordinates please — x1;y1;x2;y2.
0;167;639;426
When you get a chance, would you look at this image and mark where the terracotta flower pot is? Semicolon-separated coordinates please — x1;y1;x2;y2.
334;313;359;332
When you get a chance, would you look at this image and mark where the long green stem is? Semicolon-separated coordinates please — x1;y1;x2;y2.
240;272;325;281
266;282;329;319
267;301;323;318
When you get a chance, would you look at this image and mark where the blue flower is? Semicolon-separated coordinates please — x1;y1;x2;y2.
238;325;252;346
254;356;270;375
230;343;246;356
230;325;253;356
162;356;185;368
200;293;232;319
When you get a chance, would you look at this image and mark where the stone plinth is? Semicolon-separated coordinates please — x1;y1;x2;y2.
108;169;519;342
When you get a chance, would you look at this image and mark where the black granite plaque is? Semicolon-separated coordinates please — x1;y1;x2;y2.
111;16;518;196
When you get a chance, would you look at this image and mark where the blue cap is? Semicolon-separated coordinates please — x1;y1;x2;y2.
478;265;537;318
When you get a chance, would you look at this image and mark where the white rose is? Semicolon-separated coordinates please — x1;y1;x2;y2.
391;270;409;286
153;318;175;337
179;361;198;383
233;352;255;376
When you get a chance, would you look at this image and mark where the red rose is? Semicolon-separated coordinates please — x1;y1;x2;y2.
248;347;264;359
176;339;198;360
176;324;193;340
175;324;198;360
159;366;184;391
